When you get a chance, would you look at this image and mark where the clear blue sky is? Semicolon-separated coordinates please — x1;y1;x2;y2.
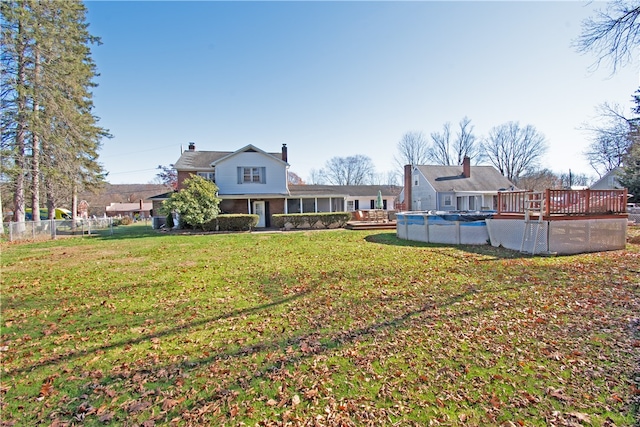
85;1;639;185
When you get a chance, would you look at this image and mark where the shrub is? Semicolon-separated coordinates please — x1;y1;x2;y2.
272;212;352;230
217;214;259;231
162;176;221;230
165;212;175;229
113;216;133;226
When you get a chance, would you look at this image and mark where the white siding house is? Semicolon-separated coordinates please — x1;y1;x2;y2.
404;157;516;212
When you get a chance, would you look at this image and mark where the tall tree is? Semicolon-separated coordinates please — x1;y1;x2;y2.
618;140;640;202
394;131;429;168
575;0;640;72
428;117;481;165
620;88;640;202
1;0;109;222
319;155;376;185
482;122;548;182
583;103;634;177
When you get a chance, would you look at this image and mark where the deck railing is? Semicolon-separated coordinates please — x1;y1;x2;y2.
497;189;628;216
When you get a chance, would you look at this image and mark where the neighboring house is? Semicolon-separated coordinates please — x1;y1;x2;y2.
590;167;623;190
105;200;153;218
152;143;400;228
78;183;170;217
401;157;516;212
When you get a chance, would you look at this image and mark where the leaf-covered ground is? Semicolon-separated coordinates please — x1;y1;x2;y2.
2;225;639;426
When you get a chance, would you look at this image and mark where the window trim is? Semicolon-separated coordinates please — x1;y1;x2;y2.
237;166;266;184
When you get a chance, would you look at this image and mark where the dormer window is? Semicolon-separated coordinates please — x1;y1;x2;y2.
238;167;266;184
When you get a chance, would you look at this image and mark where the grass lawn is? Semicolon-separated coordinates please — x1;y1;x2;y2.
2;225;639;426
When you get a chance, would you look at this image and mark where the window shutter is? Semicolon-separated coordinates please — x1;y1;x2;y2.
237;167;242;184
261;167;266;183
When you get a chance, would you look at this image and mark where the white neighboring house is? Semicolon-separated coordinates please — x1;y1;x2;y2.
590;167;623;190
402;157;516;212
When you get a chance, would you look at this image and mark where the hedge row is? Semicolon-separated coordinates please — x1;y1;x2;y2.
203;214;259;231
272;212;351;229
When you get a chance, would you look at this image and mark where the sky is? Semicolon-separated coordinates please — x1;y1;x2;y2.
84;0;639;185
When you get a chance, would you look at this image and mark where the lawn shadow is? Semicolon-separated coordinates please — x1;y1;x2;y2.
364;232;530;259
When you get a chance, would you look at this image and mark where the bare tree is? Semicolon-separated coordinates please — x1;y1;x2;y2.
427;117;481;165
394;131;429;168
307;168;325;185
583;102;634;177
429;122;453;165
319;155;376;185
288;171;305;185
371;170;401;186
482;122;548;182
575;0;640;72
515;169;562;191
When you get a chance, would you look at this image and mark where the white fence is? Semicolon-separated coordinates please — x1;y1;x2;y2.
2;218;114;242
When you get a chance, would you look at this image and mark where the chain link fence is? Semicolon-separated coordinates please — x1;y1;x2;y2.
2;218;115;242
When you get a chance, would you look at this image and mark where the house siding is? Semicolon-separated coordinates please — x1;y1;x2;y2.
411;170;437;211
215;152;287;195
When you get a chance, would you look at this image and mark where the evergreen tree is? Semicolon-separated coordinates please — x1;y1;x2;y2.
620;88;640;203
1;0;109;222
619;141;640;203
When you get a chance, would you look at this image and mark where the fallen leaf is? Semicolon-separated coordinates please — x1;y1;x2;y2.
292;394;301;407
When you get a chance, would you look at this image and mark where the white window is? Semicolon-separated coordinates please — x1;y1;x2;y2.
444;195;452;206
238;167;266;184
347;200;354;211
197;172;215;182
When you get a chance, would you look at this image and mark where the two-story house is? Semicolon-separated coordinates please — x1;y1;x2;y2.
152;143;401;228
401;157;516;212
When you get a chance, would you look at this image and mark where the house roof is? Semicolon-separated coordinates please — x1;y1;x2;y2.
288;185;402;198
211;144;288;166
416;165;514;192
590;167;623;190
106;202;153;212
173;151;232;170
174;145;285;171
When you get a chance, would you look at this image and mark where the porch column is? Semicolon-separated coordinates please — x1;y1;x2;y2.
284;199;288;214
315;198;318;213
247;199;251;214
299;198;303;213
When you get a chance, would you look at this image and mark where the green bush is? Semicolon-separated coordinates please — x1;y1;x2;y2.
113;216;133;226
272;212;351;230
217;214;259;231
165;212;175;229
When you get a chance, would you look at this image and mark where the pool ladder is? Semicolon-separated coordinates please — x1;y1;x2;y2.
520;192;545;254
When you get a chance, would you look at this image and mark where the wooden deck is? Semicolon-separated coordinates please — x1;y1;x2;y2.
346;220;397;231
496;189;629;220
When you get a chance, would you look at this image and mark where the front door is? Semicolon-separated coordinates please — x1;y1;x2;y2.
253;201;266;227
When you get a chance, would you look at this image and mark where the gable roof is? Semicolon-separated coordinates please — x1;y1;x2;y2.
288;185;402;198
174;145;286;171
212;144;288;166
174;150;231;171
590;167;623;190
416;165;514;192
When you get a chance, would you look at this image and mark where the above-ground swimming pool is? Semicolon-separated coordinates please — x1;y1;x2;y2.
396;211;493;245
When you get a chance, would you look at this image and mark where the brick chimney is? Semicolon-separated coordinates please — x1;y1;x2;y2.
281;143;288;162
404;164;412;211
462;156;471;178
188;142;195;151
